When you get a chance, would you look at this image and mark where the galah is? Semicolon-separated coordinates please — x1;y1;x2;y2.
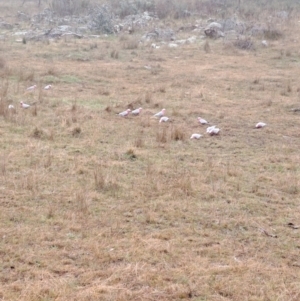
8;104;15;109
159;116;169;123
154;108;166;118
26;85;37;91
44;84;52;90
117;109;131;117
20;101;30;109
131;107;142;115
206;125;220;135
206;125;216;133
190;133;202;139
197;117;208;125
256;122;266;128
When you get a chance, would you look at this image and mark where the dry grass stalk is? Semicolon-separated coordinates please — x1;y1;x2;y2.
171;126;185;141
204;40;211;53
94;166;105;190
156;127;168;143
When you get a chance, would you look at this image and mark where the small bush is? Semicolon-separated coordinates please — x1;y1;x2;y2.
263;28;283;40
31;127;45;139
122;37;139;50
145;91;152;103
0;57;6;69
125;148;137;160
72;127;82;137
156;127;168;143
204;40;211;53
88;4;115;34
110;0;155;18
110;50;119;59
233;38;255;50
94;167;105;190
134;137;144;148
171;126;185;141
49;0;91;16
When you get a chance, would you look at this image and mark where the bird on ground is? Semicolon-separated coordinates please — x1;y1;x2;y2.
26;85;37;91
20;101;30;109
197;117;208;125
255;122;267;128
153;108;166;118
44;84;52;90
8;104;15;109
206;125;216;133
190;133;202;139
206;125;220;135
117;109;131;117
131;107;142;116
159;116;169;123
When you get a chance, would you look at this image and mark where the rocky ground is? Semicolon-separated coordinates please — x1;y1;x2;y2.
0;4;291;50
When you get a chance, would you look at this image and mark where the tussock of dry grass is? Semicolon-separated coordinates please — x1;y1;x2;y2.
1;3;300;301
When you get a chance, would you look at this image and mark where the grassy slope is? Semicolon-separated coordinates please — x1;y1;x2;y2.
1;3;300;301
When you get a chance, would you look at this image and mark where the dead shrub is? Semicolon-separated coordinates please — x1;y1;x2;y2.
263;28;283;40
125;148;137;160
72;127;82;137
31;127;45;139
46;66;58;76
134;136;144;148
44;152;53;168
158;86;166;93
204;40;211;53
110;50;119;59
32;105;37;116
0;155;6;176
99;89;110;96
71;103;77;112
233;38;255;50
0;80;9;99
0;57;6;69
175;175;193;196
140;116;150;127
105;105;112;112
0;101;8;118
171;126;185;141
145;91;152;103
110;0;154;18
122;37;139;50
156;127;168;143
24;70;35;82
76;190;89;215
49;0;91;16
94;167;105;190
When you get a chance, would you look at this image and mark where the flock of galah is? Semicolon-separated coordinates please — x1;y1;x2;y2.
116;106;267;139
8;84;52;110
10;84;267;139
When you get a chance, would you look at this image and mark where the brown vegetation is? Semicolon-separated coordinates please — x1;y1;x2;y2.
0;1;300;301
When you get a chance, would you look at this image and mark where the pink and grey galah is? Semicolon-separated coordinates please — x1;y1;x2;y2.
255;122;266;128
44;85;52;90
159;116;169;123
117;109;131;117
190;133;202;139
26;85;37;91
197;117;208;125
153;108;166;118
20;101;30;109
131;107;142;115
206;125;220;135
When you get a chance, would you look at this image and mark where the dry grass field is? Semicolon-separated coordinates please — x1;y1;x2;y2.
1;1;300;300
